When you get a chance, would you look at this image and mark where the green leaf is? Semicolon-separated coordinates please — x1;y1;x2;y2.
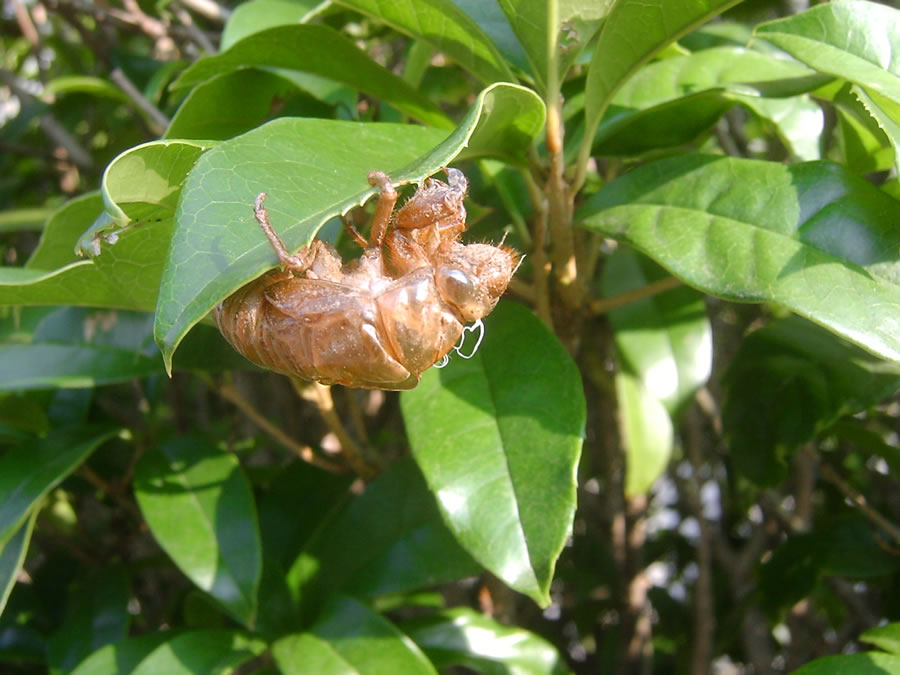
616;371;673;498
70;140;216;311
401;302;584;606
826;82;896;174
0;509;36;618
722;316;900;486
497;0;611;91
172;24;449;128
334;0;514;85
220;0;328;50
578;154;900;363
0;343;162;391
449;0;531;76
155;83;544;370
855;85;900;172
288;458;480;615
165;69;331;141
755;1;900;107
861;622;900;656
759;516;900;616
69;634;170;675
44;75;131;104
272;595;437;675
603;248;711;417
735;94;824;162
582;0;742;150
792;653;900;675
588;46;825;156
0;194;126;309
134;437;262;627
131;630;266;675
0;140;223;312
0;426;118;544
258;460;353;570
403;607;570;674
47;566;131;673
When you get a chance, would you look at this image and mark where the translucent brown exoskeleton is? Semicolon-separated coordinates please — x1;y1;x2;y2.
214;167;520;390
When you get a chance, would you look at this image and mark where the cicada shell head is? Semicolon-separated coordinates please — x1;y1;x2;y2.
434;241;520;323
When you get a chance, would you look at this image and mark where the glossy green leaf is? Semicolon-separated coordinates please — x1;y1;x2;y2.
271;633;352;674
496;0;610;91
273;595;436;675
155;83;544;369
47;566;131;673
578;154;900;363
403;607;569;674
735;94;824;162
755;1;900;106
134;437;262;627
582;0;742;153
826;83;896;173
723;316;900;485
615;371;673;498
258;460;353;570
0;344;162;391
861;622;900;656
173;24;449;128
5;140;218;313
401;302;584;606
0;509;36;618
289;458;480;615
449;0;530;76
0;194;127;309
131;630;266;675
165;69;330;141
334;0;514;85
792;653;900;675
855;86;900;171
27;193;101;270
220;0;328;50
0;426;118;545
603;248;711;417
589;46;824;156
69;634;170;675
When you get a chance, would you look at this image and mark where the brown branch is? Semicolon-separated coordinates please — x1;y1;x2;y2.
819;462;900;545
591;276;683;315
291;380;379;480
213;379;346;474
684;407;715;675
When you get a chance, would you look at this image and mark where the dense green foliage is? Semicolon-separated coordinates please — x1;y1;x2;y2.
1;0;899;672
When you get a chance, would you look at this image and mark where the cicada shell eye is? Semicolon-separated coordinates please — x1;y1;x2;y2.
436;243;519;322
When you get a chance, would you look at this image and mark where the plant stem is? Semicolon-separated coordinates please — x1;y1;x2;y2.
819;462;900;545
211;378;345;474
291;380;378;480
591;276;683;315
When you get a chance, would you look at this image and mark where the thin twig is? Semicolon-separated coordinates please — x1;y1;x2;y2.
109;67;169;134
171;3;217;53
819;462;900;546
591;276;683;315
178;0;232;23
213;379;345;474
291;380;378;480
